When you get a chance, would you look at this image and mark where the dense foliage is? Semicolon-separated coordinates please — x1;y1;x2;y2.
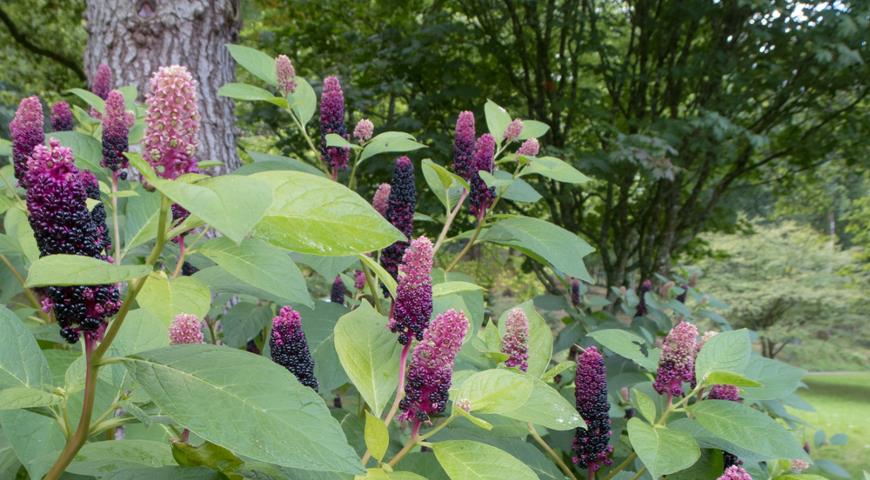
0;39;854;480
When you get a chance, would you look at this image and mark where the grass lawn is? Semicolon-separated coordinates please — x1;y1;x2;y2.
794;371;870;479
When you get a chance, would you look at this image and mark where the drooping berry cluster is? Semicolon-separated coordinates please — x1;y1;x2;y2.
717;465;753;480
330;275;346;305
319;76;349;173
381;157;416;279
144;65;200;179
572;346;613;474
169;313;205;345
469;134;495;219
653;321;698;396
50;101;74;132
635;279;653;317
25;139;120;342
270;306;318;390
389;236;433;345
102;90;130;172
570;278;581;307
452;111;476;180
9;96;45;186
501;308;529;372
399;309;468;424
275;55;296;96
80;171;112;254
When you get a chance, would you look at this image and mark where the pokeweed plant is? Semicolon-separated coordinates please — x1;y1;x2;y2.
0;45;850;480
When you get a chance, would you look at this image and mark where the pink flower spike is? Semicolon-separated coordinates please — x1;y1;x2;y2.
501;308;529;372
517;138;540;157
389;236;434;345
276;54;297;95
169;313;204;345
653;321;699;396
504;119;523;142
353;118;374;142
717;465;753;480
144;65;200;179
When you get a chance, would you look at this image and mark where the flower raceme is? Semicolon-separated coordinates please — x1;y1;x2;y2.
330;275;346;305
503;118;523;142
275;54;296;96
9;96;45;186
50;101;74;132
452;111;476;181
353;118;374;142
570;278;581;307
319;76;349;173
717;465;753;480
102;90;130;173
501;308;529;372
92;63;113;100
381;156;416;280
169;314;205;345
388;236;434;345
270;306;318;391
517;138;540;157
635;279;653;317
372;183;391;218
653;321;699;396
354;270;366;290
399;309;468;425
573;346;613;474
469;133;496;219
25;139;121;343
144;65;200;180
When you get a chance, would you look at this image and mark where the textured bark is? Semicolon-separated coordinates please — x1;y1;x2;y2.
84;0;241;172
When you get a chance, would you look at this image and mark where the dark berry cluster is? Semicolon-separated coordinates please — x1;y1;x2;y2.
573;346;613;474
381;156;416;280
270;306;318;391
101;91;130;172
319;76;350;172
388;237;433;345
468;134;495;219
330;275;346;305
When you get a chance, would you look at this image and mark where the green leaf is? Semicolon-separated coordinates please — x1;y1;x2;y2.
290;77;317;125
4;207;39;262
454;407;494;431
123;344;362;474
521;156;590;184
241;151;326;177
171;440;243;472
359;254;397;298
326;133;355;149
24;254;150;287
364;411;389;462
695;329;751;383
218;82;284;106
706;371;762;388
252;171;404;255
587;329;658;371
421;159;467;211
432;440;537;480
226;44;277;85
137;273;211;325
453;369;534;414
0;138;10;157
689;400;810;461
123;186;162;256
0;306;51;388
517;120;550;140
499;379;585;430
147;174;272;244
66;88;105;113
541;360;574;383
627;418;701;478
0;387;60;410
740;356;806;401
68;440;176;476
359;132;427;164
0;409;65;480
221;302;274;348
484;100;512;142
497;301;552;377
632;388;657;423
296;301;350;394
433;281;484;297
334;302;403;417
198;237;312;307
99;466;224;480
481;216;594;282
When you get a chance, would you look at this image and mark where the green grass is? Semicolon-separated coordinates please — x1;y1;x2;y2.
794;372;870;479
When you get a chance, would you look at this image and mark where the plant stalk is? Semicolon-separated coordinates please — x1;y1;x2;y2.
445;218;485;272
432;190;468;254
527;423;577;480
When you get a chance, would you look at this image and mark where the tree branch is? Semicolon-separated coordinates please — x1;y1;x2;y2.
0;7;86;80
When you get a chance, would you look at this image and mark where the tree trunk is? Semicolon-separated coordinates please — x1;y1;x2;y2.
83;0;241;173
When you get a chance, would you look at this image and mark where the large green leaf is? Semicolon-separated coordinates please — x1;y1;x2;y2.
297;301;350;394
520;156;590;185
0;306;51;388
0;409;65;479
241;151;325;177
220;302;274;348
333;303;403;417
101;466;224;480
358;132;427;164
364;412;389;463
226;44;277;85
500;379;585;430
123;186;162;255
218;82;283;105
497;301;552;377
432;440;537;480
25;254;151;287
481;216;594;282
123;345;363;474
251;171;404;256
695;329;751;383
137;273;211;325
198;237;312;307
421;159;467;211
740;355;806;401
587;328;658;371
290;77;317;125
627;418;701;479
0;387;60;410
484;100;512;142
67;439;176;476
4;207;39;262
689;400;810;461
452;369;534;414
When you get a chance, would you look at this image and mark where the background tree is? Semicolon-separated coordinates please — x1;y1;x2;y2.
84;0;242;172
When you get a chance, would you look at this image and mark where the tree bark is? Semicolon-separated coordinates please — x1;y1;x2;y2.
84;0;241;172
